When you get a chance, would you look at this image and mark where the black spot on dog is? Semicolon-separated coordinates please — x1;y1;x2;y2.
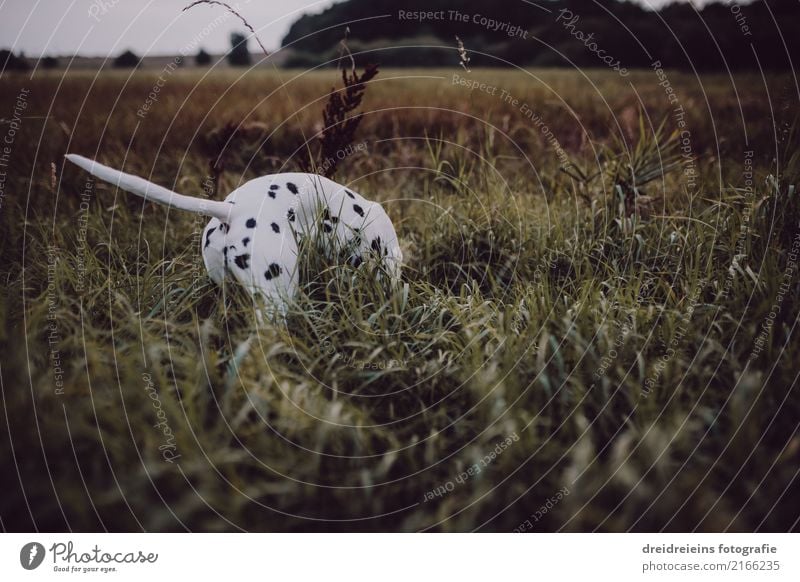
268;185;278;199
271;222;280;233
353;204;364;217
227;200;235;205
286;182;298;195
242;237;250;247
204;226;216;249
287;208;295;222
270;185;279;190
234;253;251;269
264;263;282;281
371;237;383;254
351;255;363;267
323;222;333;233
246;218;257;228
322;208;340;223
220;223;229;234
346;190;355;199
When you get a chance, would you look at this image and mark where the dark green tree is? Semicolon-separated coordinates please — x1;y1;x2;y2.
114;49;140;68
227;32;251;66
196;48;212;66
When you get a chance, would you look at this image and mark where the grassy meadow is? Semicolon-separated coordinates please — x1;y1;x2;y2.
1;66;798;531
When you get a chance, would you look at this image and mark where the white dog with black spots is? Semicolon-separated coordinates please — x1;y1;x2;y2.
66;154;402;317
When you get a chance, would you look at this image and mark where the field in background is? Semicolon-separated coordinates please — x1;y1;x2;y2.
1;67;798;531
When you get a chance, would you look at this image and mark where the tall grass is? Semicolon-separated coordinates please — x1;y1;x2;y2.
0;69;798;531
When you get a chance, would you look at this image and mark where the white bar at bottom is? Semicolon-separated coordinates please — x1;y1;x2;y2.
1;533;797;581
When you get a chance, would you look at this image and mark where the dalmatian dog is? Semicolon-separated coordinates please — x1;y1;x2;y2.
65;154;402;317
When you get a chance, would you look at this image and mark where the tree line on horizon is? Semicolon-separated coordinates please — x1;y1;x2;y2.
282;0;799;70
3;0;797;73
1;33;251;72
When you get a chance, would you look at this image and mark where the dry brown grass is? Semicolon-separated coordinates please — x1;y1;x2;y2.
0;67;798;532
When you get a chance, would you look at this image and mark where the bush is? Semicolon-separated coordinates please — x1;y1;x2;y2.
113;49;140;69
0;49;29;72
283;50;320;69
195;48;211;66
39;55;59;69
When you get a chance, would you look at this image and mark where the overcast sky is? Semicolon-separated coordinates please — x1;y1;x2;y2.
0;0;340;57
1;0;714;58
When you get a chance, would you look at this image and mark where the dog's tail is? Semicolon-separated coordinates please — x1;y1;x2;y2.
65;154;232;222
